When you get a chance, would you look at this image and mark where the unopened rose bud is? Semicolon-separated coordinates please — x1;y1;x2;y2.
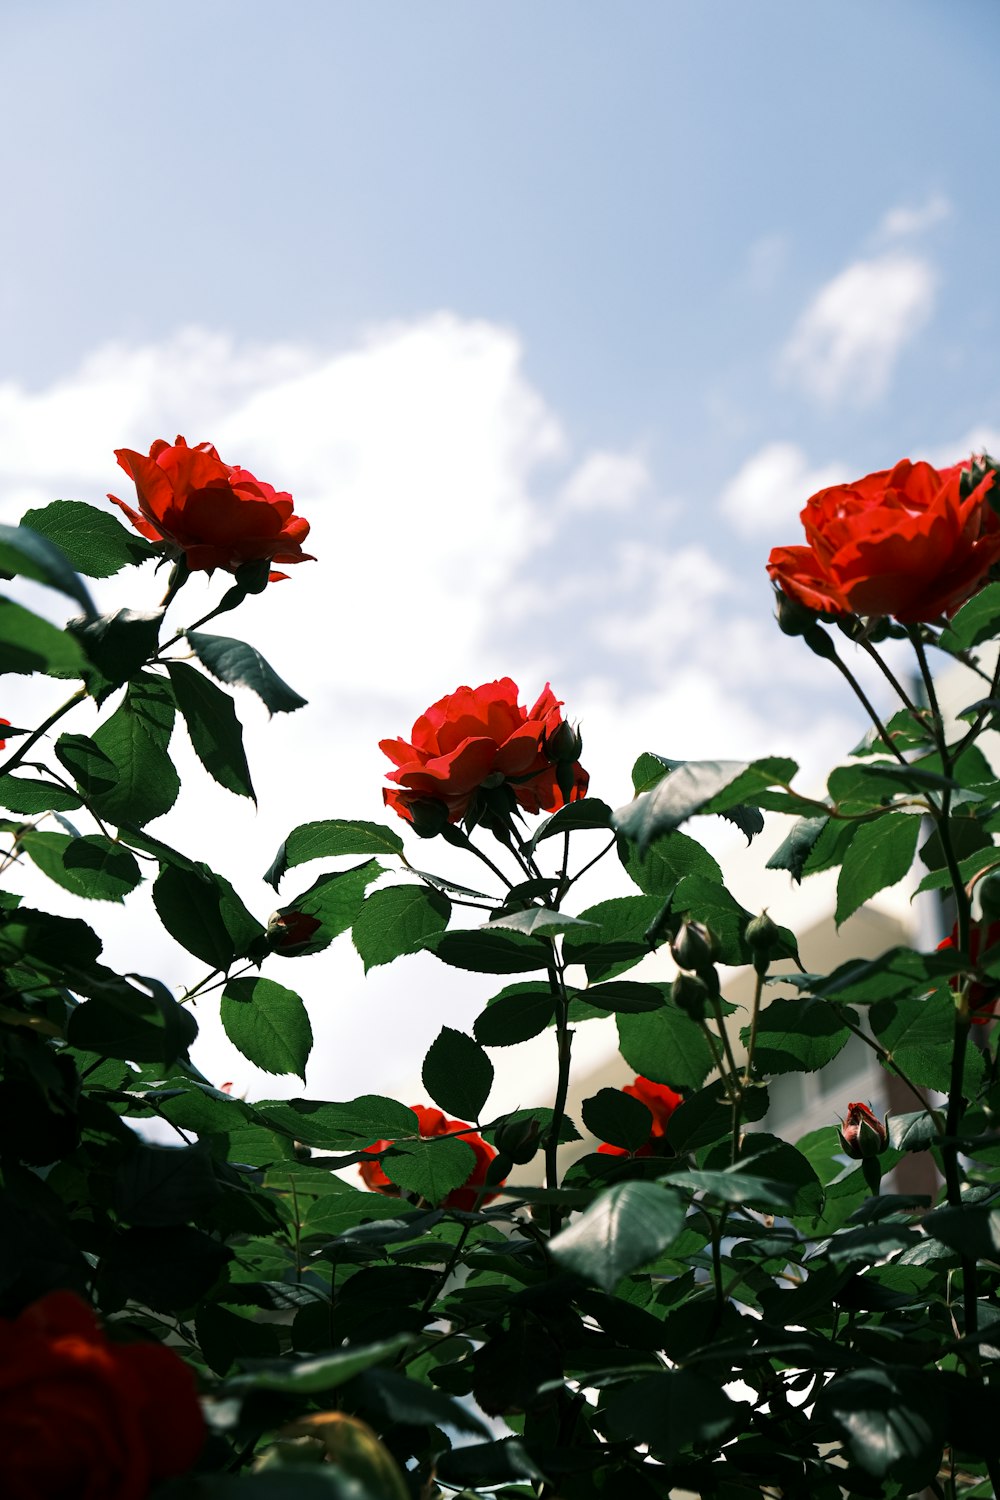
745;910;781;974
267;909;322;950
494;1114;542;1164
672;972;709;1021
405;796;450;838
839;1101;887;1159
978;873;1000;922
544;719;584;766
774;589;819;638
671;921;716;975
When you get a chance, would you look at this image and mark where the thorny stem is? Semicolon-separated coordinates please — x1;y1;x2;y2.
419;1222;472;1316
826;648;910;767
565;835;618;892
544;951;574;1237
0;687;87;776
858;636;922;720
830;1003;941;1124
952;644;1000;763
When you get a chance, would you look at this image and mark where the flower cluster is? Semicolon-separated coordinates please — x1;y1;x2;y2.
0;1290;205;1500
380;678;588;827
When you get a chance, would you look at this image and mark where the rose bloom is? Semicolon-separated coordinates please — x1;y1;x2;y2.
380;678;589;825
109;435;314;580
839;1101;887;1159
0;1289;205;1500
596;1076;682;1158
937;920;1000;1023
359;1104;504;1211
767;458;1000;622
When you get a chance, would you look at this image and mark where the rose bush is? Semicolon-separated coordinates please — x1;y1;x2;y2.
380;677;589;824
596;1076;682;1157
0;1290;204;1500
766;457;1000;621
359;1105;503;1210
109;435;314;579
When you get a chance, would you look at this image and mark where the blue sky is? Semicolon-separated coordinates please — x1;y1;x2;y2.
4;1;998;1099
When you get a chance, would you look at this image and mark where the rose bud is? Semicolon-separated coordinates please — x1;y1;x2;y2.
745;910;781;974
671;920;716;976
267;909;322;950
672;972;709;1022
494;1113;542;1164
977;873;1000;922
839;1101;887;1159
774;588;821;638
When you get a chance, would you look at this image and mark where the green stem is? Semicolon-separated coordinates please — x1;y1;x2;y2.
742;969;765;1087
0;687;87;776
826;648;910;767
544;952;574;1237
831;1003;941;1123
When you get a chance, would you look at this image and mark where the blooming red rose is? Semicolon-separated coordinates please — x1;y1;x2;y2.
0;1289;205;1500
839;1101;887;1159
767;458;1000;622
380;678;589;825
109;435;314;580
596;1076;682;1158
359;1104;504;1211
937;920;1000;1023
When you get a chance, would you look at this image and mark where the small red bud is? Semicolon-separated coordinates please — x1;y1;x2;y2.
267;909;322;950
839;1101;887;1159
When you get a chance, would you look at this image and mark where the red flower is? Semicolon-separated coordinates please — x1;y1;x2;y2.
359;1104;504;1211
266;908;323;951
937;920;1000;1023
109;436;314;580
839;1101;887;1159
380;678;589;825
0;1289;205;1500
0;719;8;752
596;1076;682;1158
767;458;1000;622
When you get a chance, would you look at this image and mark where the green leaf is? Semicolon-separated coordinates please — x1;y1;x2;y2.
598;1369;739;1460
89;673;179;827
114;1142;219;1226
484;907;598;938
666;1078;768;1154
548;1180;685;1291
473;984;555;1046
225;1335;413;1395
581;1087;652;1151
617;1002;714;1091
257;1097;418;1151
167;660;255;801
619;827;722;896
815;1368;943;1488
671;874;761;965
287;860;384;955
221;977;313;1080
835;811;921;926
265;819;404;889
562;894;663;980
525;798;613;854
195;1303;281;1378
352;884;451;971
578;980;665;1013
0;521;96;617
613;757;796;852
66;974;198;1064
422;928;549;974
55;732;119;798
940;581;1000;651
742;997;853;1075
153;862;265;969
21;498;157;577
186;630;306;714
0;774;82;814
422;1026;493;1119
69;608;163;702
0;596;88;677
766;815;828;882
871;991;983;1095
383;1136;477;1201
923;1203;1000;1259
21;831;142;902
735;1132;824;1217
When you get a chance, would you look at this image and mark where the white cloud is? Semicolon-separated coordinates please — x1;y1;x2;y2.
558;450;650;513
877;193;951;241
780;252;936;404
719;441;845;537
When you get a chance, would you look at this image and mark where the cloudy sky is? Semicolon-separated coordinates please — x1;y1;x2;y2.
4;1;999;1107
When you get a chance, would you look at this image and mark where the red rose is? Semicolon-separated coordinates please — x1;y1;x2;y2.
596;1076;682;1158
937;920;1000;1023
767;458;1000;622
380;678;589;825
109;436;314;580
267;908;323;951
0;1289;205;1500
839;1101;887;1159
359;1104;504;1211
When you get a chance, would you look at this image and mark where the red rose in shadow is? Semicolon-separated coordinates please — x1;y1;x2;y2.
359;1104;504;1211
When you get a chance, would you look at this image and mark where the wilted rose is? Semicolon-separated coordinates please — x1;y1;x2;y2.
596;1076;682;1158
767;458;1000;622
937;920;1000;1023
0;1289;205;1500
359;1104;504;1210
109;436;314;580
839;1101;887;1159
380;678;589;826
